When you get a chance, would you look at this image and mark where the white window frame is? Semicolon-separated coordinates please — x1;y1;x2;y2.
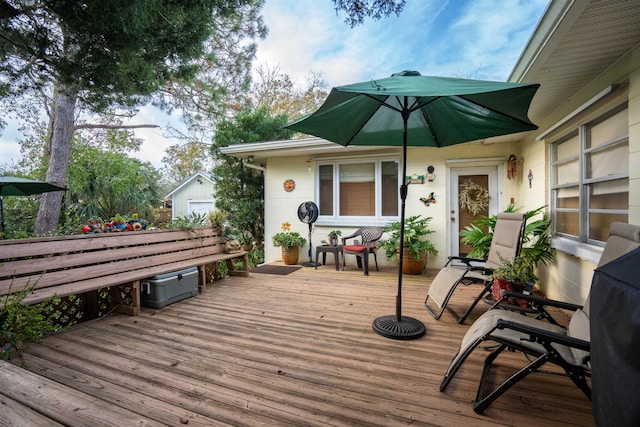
550;101;629;261
315;157;401;227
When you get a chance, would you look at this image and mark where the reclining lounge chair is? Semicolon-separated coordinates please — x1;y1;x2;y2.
439;222;640;414
424;212;526;324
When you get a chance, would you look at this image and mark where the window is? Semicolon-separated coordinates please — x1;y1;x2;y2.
551;104;629;244
317;159;399;220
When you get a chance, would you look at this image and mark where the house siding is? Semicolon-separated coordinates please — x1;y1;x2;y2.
533;44;640;304
264;144;519;268
172;179;215;219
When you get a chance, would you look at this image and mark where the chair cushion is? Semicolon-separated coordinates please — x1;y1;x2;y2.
344;245;375;253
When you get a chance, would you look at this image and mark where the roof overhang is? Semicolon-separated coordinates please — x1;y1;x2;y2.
508;0;640;126
219;137;401;165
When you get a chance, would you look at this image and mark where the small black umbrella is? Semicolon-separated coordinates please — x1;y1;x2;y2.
0;176;66;236
286;71;539;340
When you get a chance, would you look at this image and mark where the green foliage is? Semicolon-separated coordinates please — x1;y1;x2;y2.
167;212;209;230
272;232;306;250
460;205;554;267
207;209;228;230
493;255;538;284
66;144;161;224
328;230;342;239
212;107;293;247
379;215;438;261
247;248;264;267
1;1;266;233
332;0;406;27
1;282;57;364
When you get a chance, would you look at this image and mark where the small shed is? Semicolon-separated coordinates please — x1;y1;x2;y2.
164;172;216;220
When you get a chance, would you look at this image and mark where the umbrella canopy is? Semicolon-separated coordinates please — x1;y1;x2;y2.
0;176;66;235
286;71;539;339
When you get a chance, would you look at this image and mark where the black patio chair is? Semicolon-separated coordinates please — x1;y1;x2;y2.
341;227;383;276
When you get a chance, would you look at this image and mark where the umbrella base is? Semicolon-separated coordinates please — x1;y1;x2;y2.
301;261;318;267
372;315;426;340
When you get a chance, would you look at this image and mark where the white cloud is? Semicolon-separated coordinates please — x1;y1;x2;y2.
1;0;549;171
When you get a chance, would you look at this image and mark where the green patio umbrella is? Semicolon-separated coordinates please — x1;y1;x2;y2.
0;176;66;236
285;71;539;340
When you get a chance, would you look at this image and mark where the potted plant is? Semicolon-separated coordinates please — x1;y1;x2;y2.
272;222;306;265
460;205;554;268
327;230;342;246
1;282;56;364
379;215;438;275
238;232;254;251
491;255;538;307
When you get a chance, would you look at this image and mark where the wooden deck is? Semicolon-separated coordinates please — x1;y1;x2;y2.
1;264;594;426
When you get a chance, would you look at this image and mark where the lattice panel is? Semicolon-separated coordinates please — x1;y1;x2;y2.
45;295;84;329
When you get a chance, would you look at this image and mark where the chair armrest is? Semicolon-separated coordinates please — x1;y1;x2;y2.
500;292;583;311
445;255;486;267
496;319;591;352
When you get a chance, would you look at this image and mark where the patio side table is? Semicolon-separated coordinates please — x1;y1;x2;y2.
315;245;343;271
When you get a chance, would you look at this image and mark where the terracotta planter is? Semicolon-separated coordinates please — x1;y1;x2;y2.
281;247;299;265
402;248;426;275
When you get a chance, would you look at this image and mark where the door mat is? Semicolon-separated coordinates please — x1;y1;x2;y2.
251;265;301;275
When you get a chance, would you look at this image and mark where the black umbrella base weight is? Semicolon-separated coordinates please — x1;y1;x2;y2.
372;315;426;340
301;261;317;267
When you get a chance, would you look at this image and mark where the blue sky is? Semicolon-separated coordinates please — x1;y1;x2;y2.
0;0;549;169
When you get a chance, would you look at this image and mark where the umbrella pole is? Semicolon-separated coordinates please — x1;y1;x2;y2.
372;103;426;340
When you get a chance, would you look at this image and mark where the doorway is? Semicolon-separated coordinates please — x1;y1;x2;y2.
449;167;499;257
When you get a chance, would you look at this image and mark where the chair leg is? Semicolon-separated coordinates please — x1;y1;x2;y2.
458;281;492;324
363;249;369;275
473;351;549;414
373;252;379;271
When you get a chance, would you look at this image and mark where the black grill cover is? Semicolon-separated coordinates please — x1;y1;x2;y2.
591;246;640;426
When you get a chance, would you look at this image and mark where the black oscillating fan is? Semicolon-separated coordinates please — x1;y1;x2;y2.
297;201;319;267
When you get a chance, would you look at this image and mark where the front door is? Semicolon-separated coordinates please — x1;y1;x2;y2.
449;167;499;257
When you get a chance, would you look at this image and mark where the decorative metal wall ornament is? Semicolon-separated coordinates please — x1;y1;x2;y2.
458;181;490;215
420;192;436;206
507;154;518;180
528;170;533;188
283;179;295;192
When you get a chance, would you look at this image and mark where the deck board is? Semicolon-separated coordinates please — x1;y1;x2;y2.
5;264;594;426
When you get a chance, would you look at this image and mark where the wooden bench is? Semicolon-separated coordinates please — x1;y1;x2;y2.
0;227;249;317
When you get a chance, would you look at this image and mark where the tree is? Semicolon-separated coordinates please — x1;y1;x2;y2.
66;142;162;225
244;64;329;118
0;0;265;234
212;108;292;245
331;0;406;27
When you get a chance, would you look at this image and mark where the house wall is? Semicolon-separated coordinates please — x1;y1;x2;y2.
172;179;216;219
264;143;517;267
522;43;640;304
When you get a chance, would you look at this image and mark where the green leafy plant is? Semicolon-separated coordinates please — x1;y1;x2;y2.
327;230;342;246
272;232;306;250
460;205;554;267
328;230;342;239
379;215;438;261
207;209;228;230
272;221;306;250
1;281;57;364
493;255;538;284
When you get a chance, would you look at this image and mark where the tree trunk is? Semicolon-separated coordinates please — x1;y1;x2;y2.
34;83;77;235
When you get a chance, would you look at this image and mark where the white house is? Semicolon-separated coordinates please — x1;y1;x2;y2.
221;0;640;306
164;172;216;220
